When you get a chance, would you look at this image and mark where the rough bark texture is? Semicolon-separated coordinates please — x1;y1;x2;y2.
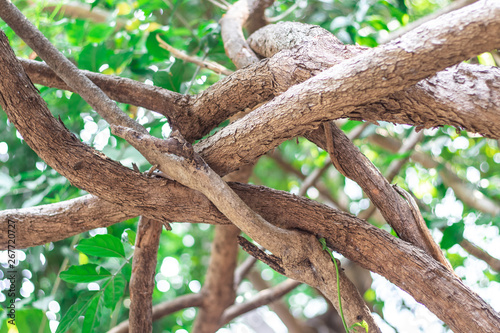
191;226;239;333
307;124;452;271
1;34;499;328
129;217;162;333
1;0;500;331
20;25;500;143
197;2;500;175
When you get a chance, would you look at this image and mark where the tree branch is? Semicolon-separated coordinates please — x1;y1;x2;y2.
309;123;453;271
219;0;270;69
108;293;204;333
128;217;162;332
460;239;500;272
369;133;500;216
111;124;377;330
220;278;301;325
192;165;253;332
0;195;135;249
192;225;240;333
197;2;500;175
157;35;233;76
0;0;146;134
358;129;424;221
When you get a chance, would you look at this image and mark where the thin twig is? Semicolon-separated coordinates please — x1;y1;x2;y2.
206;0;228;10
108;293;204;333
268;1;300;22
157;35;233;75
220;279;301;325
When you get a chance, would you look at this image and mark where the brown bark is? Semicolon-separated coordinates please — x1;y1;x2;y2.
129;217;162;333
192;166;252;332
19;24;500;144
112;122;377;331
460;239;500;273
2;1;500;330
191;226;239;333
308;123;452;271
219;0;264;69
197;2;500;175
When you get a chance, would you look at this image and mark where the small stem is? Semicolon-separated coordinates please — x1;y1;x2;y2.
319;238;349;333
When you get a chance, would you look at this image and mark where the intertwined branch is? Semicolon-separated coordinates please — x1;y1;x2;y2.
1;0;500;332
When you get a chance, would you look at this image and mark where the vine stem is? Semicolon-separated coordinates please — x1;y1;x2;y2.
319;237;350;332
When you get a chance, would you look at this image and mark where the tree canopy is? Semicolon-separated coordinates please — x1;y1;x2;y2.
0;0;500;332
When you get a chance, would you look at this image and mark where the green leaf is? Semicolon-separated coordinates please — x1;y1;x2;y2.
82;293;104;333
153;60;185;92
124;229;136;245
56;292;98;333
440;222;465;250
103;274;127;309
121;262;133;281
60;264;112;283
7;309;50;333
146;31;170;59
78;43;108;72
88;24;115;43
76;234;126;258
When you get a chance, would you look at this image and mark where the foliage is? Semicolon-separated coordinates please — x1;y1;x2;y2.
0;0;499;332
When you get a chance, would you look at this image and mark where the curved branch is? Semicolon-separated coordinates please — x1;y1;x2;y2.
21;21;500;144
198;3;500;175
219;0;269;69
0;195;135;249
309;124;452;271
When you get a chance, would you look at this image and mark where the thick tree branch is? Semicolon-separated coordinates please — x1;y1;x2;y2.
18;58;189;129
219;0;271;69
192;225;239;333
309;123;452;271
20;22;500;144
129;217;162;332
197;1;500;175
0;195;135;249
192;165;252;332
2;12;500;332
111;125;377;330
